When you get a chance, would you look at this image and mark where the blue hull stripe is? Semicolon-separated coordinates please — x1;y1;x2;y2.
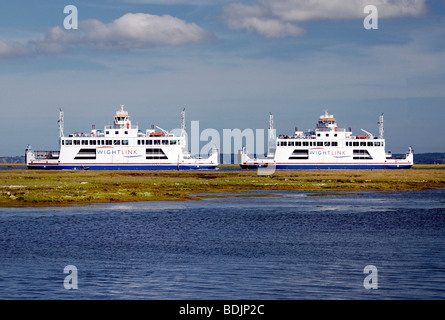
242;164;412;170
28;164;218;170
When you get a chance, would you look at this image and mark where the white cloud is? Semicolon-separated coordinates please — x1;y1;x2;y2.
0;12;212;58
222;3;304;38
0;40;31;58
81;13;212;49
222;0;427;37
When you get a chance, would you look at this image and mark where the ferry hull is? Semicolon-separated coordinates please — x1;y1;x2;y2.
240;163;413;170
27;163;218;170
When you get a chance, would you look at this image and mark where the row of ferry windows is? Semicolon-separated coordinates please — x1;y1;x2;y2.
279;141;338;147
138;139;179;145
278;141;383;147
62;139;180;146
64;139;129;146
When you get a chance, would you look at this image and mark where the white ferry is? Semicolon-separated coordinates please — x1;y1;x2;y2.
239;111;413;170
26;106;219;170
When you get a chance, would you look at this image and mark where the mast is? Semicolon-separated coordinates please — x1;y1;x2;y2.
58;108;64;138
269;112;274;132
267;112;276;156
181;108;186;132
181;108;187;151
378;113;384;139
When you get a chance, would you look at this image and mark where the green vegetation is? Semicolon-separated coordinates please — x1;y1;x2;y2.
0;165;444;207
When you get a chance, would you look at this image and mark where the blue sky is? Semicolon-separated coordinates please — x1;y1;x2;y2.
0;0;444;155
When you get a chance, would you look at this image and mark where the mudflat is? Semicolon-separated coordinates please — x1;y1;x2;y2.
0;165;444;207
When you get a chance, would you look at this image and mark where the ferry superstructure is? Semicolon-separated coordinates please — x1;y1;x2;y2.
239;111;413;170
26;106;218;170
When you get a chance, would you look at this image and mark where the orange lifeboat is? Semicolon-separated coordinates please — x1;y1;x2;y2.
150;132;164;137
356;135;368;139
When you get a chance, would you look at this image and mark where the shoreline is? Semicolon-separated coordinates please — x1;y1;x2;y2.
1;166;444;207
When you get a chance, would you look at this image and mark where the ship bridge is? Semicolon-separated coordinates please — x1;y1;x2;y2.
316;111;338;132
113;105;132;129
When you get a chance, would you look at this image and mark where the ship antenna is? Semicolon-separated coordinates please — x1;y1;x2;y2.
378;113;384;139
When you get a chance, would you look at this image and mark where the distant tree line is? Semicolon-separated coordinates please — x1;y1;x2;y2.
0;156;25;164
410;153;445;165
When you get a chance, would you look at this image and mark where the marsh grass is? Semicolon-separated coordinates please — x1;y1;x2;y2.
0;166;444;207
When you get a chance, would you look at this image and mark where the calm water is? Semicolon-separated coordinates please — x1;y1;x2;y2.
0;189;444;300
